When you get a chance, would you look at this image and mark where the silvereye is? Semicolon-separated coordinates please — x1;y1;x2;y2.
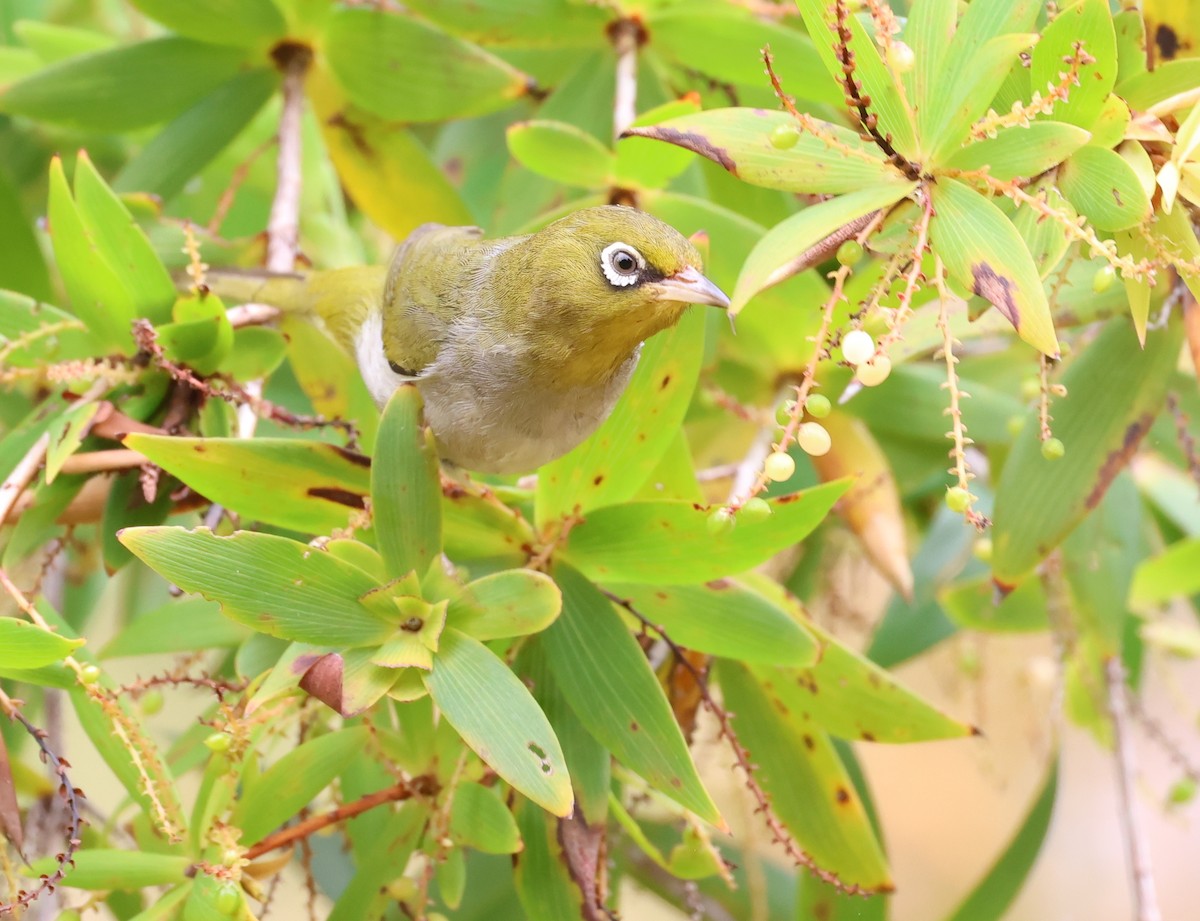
211;205;729;473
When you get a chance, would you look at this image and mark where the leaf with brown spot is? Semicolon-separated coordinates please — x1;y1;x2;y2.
717;661;892;892
536;307;706;525
125;433;371;535
624;108;904;195
992;316;1184;584
930;178;1059;356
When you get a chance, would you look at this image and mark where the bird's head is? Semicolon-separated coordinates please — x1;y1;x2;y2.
507;206;729;383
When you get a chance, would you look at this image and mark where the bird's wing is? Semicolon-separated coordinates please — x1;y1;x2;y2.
378;223;488;377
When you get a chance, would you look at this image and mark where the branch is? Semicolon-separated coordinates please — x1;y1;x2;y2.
0;434;48;531
1104;656;1162;921
609;18;642;141
242;776;436;861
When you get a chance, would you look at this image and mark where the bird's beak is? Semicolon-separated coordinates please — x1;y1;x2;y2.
648;266;731;309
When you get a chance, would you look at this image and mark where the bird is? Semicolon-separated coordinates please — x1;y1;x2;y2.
207;205;730;474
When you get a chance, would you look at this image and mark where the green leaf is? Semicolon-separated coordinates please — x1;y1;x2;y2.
1029;0;1116;130
0;294;91;366
562;481;848;584
717;662;892;892
646;8;840;108
906;0;957;142
0;37;247;131
507;120;614;189
520;643;611;826
541;565;720;824
119;527;395;646
450;781;522;854
794;0;917;157
992;317;1183;584
44;401;101;483
13;20;115;63
941;576;1050;632
624;108;903;195
604;580;818;667
536;306;706;524
100;598;247;658
1058;145;1151;231
929;178;1059;356
324;7;529;123
0;164;51;300
0;618;83;668
927;33;1036;163
73;152;175;323
921;0;1040;155
47;157;137;352
372;385;442;580
403;0;609;47
116;68;279;201
446;570;561;640
30;850;190;890
1118;59;1200;110
234;727;370;844
124;434;370;535
425;628;572;816
747;610;973;743
943;122;1091;180
129;0;285;47
615;98;703;190
1131;539;1200;606
730;183;915;312
442;486;533;570
515;801;585;921
943;760;1059;921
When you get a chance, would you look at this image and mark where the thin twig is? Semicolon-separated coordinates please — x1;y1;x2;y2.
0;435;49;531
243;777;435;861
1104;657;1162;921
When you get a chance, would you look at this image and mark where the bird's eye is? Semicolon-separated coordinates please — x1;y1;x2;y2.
600;242;645;288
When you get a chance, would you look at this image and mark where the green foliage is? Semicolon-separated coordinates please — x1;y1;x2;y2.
1;0;1198;918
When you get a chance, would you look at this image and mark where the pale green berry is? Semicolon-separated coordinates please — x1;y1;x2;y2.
797;422;831;457
1168;777;1197;805
79;665;101;684
1041;437;1065;460
945;486;972;513
805;393;832;418
775;399;798;426
214;884;241;916
972;537;993;561
889;40;915;73
1092;264;1117;293
707;507;736;536
738;497;772;523
855;355;892;387
140;689;164;716
205;731;233;753
841;329;875;366
1006;415;1026;437
836;240;863;267
764;451;797;481
1020;377;1041;400
770;124;800;149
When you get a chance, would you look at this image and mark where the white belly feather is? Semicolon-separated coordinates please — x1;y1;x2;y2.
354;312;640;474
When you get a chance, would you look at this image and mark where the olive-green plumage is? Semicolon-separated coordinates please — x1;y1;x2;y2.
208;205;729;473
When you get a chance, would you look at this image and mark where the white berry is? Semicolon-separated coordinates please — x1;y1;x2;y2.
855;355;892;386
797;422;831;457
842;329;875;366
764;451;796;482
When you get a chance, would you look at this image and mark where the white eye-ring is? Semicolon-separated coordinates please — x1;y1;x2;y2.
600;242;645;287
